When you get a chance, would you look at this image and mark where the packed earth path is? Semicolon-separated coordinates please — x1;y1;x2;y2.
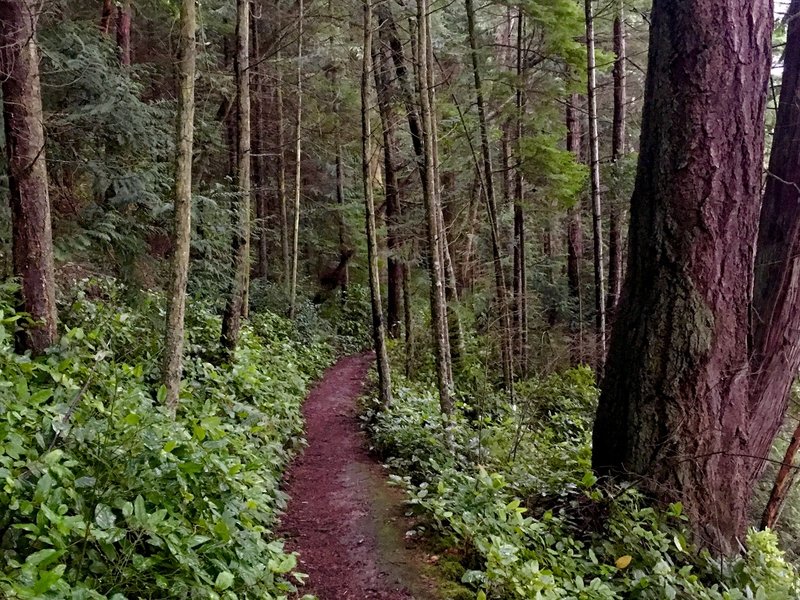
279;353;440;600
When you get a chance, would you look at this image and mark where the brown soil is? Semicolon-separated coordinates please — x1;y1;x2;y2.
279;353;439;600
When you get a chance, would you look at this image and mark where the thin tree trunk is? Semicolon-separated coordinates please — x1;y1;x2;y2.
116;0;131;66
372;37;403;339
512;8;527;377
416;0;452;415
566;95;584;362
334;144;349;300
761;417;800;530
100;0;114;34
220;0;251;351
607;0;626;316
362;0;392;407
593;0;772;554
465;0;512;388
276;48;290;288
403;261;413;377
289;0;303;318
0;0;58;355
163;0;196;409
252;11;268;280
584;0;606;368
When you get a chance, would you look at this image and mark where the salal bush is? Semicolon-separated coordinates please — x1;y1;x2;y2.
369;370;800;599
0;279;332;599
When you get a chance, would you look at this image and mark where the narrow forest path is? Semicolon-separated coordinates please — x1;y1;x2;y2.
279;354;440;600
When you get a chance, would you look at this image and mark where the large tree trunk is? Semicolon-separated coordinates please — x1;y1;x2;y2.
289;0;304;318
0;0;58;355
592;0;772;554
754;0;800;527
162;0;196;409
416;0;452;415
465;0;513;389
362;0;392;407
220;0;251;351
565;95;584;362
372;36;403;339
606;0;626;316
584;0;606;367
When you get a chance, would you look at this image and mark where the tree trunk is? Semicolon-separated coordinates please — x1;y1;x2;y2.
362;0;393;407
761;417;800;530
416;0;452;415
276;48;290;288
465;0;513;388
0;0;58;355
163;0;196;409
592;0;772;554
584;0;606;368
334;143;349;301
100;0;114;34
251;11;268;280
220;0;251;351
289;0;303;318
512;8;528;377
372;36;403;339
753;0;800;520
566;95;584;362
116;0;131;66
606;0;626;316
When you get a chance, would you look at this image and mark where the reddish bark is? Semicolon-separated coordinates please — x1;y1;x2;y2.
593;0;772;553
116;0;131;66
761;418;800;530
100;0;114;34
751;0;800;480
0;0;58;354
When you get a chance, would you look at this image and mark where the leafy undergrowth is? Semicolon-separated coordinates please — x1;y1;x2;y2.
367;368;800;599
0;279;332;599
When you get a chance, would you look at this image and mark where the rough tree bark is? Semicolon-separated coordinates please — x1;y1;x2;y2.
592;0;772;554
416;0;452;415
361;0;393;407
162;0;196;409
606;0;626;315
465;0;513;388
756;0;800;530
289;0;304;318
220;0;251;351
584;0;606;366
0;0;58;355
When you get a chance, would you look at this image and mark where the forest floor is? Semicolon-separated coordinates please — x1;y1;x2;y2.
279;353;442;600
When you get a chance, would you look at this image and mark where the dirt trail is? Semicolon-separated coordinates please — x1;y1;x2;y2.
279;354;438;600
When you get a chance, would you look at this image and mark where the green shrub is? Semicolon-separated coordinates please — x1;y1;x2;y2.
369;369;800;599
0;278;332;599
